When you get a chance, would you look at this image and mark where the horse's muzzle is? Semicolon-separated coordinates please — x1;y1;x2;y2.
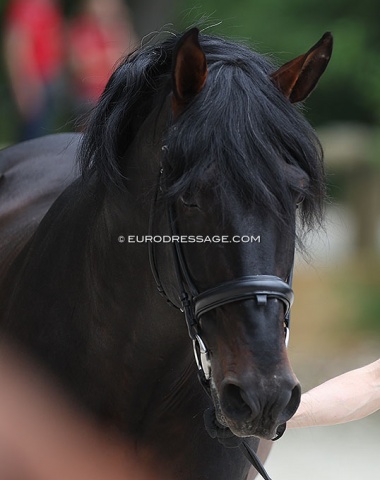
216;375;301;439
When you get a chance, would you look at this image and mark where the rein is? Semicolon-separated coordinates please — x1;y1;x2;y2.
148;160;295;480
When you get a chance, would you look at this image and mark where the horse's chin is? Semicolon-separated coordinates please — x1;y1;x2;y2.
229;422;278;441
214;408;277;440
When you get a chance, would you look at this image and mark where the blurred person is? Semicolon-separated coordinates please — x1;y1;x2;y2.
67;0;138;123
3;0;65;141
288;359;380;428
0;343;158;480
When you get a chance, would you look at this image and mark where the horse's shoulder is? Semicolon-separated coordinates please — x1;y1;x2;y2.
0;133;82;280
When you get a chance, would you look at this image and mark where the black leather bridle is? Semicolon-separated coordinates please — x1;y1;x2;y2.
148;159;295;480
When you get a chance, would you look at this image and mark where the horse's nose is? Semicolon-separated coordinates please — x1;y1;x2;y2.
220;376;301;427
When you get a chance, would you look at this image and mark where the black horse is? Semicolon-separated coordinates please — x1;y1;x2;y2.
0;29;332;480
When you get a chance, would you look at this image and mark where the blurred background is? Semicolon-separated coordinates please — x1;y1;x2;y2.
0;0;379;478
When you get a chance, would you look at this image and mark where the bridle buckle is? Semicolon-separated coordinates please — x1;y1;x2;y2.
193;334;211;380
284;325;290;348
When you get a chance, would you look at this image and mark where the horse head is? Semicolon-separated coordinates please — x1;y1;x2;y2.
153;28;332;440
78;27;332;445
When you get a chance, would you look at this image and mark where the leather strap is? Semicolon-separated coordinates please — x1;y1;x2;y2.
239;442;273;480
194;275;294;319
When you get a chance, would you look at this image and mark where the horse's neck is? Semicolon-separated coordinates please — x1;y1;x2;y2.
2;174;195;430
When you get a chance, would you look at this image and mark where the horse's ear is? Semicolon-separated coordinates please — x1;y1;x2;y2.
271;32;333;103
172;28;208;117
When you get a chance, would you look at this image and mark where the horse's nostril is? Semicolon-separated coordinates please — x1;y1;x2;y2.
221;382;259;422
283;382;301;421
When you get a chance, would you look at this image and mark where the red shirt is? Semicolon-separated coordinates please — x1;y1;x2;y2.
68;14;129;102
6;0;64;80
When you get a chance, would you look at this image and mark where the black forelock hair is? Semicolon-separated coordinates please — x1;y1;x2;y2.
79;31;325;238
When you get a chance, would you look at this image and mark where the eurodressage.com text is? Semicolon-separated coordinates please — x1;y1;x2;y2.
118;235;261;244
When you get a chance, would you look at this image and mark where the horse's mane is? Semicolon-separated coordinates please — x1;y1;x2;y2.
79;32;325;238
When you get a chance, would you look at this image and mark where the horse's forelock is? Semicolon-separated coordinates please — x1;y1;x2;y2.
79;32;325;241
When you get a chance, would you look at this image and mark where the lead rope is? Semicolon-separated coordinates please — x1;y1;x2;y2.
240;442;273;480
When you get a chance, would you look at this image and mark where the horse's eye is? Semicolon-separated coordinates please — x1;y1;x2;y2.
296;193;305;206
180;196;200;209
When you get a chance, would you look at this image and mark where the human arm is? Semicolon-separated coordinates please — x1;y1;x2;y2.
288;359;380;428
